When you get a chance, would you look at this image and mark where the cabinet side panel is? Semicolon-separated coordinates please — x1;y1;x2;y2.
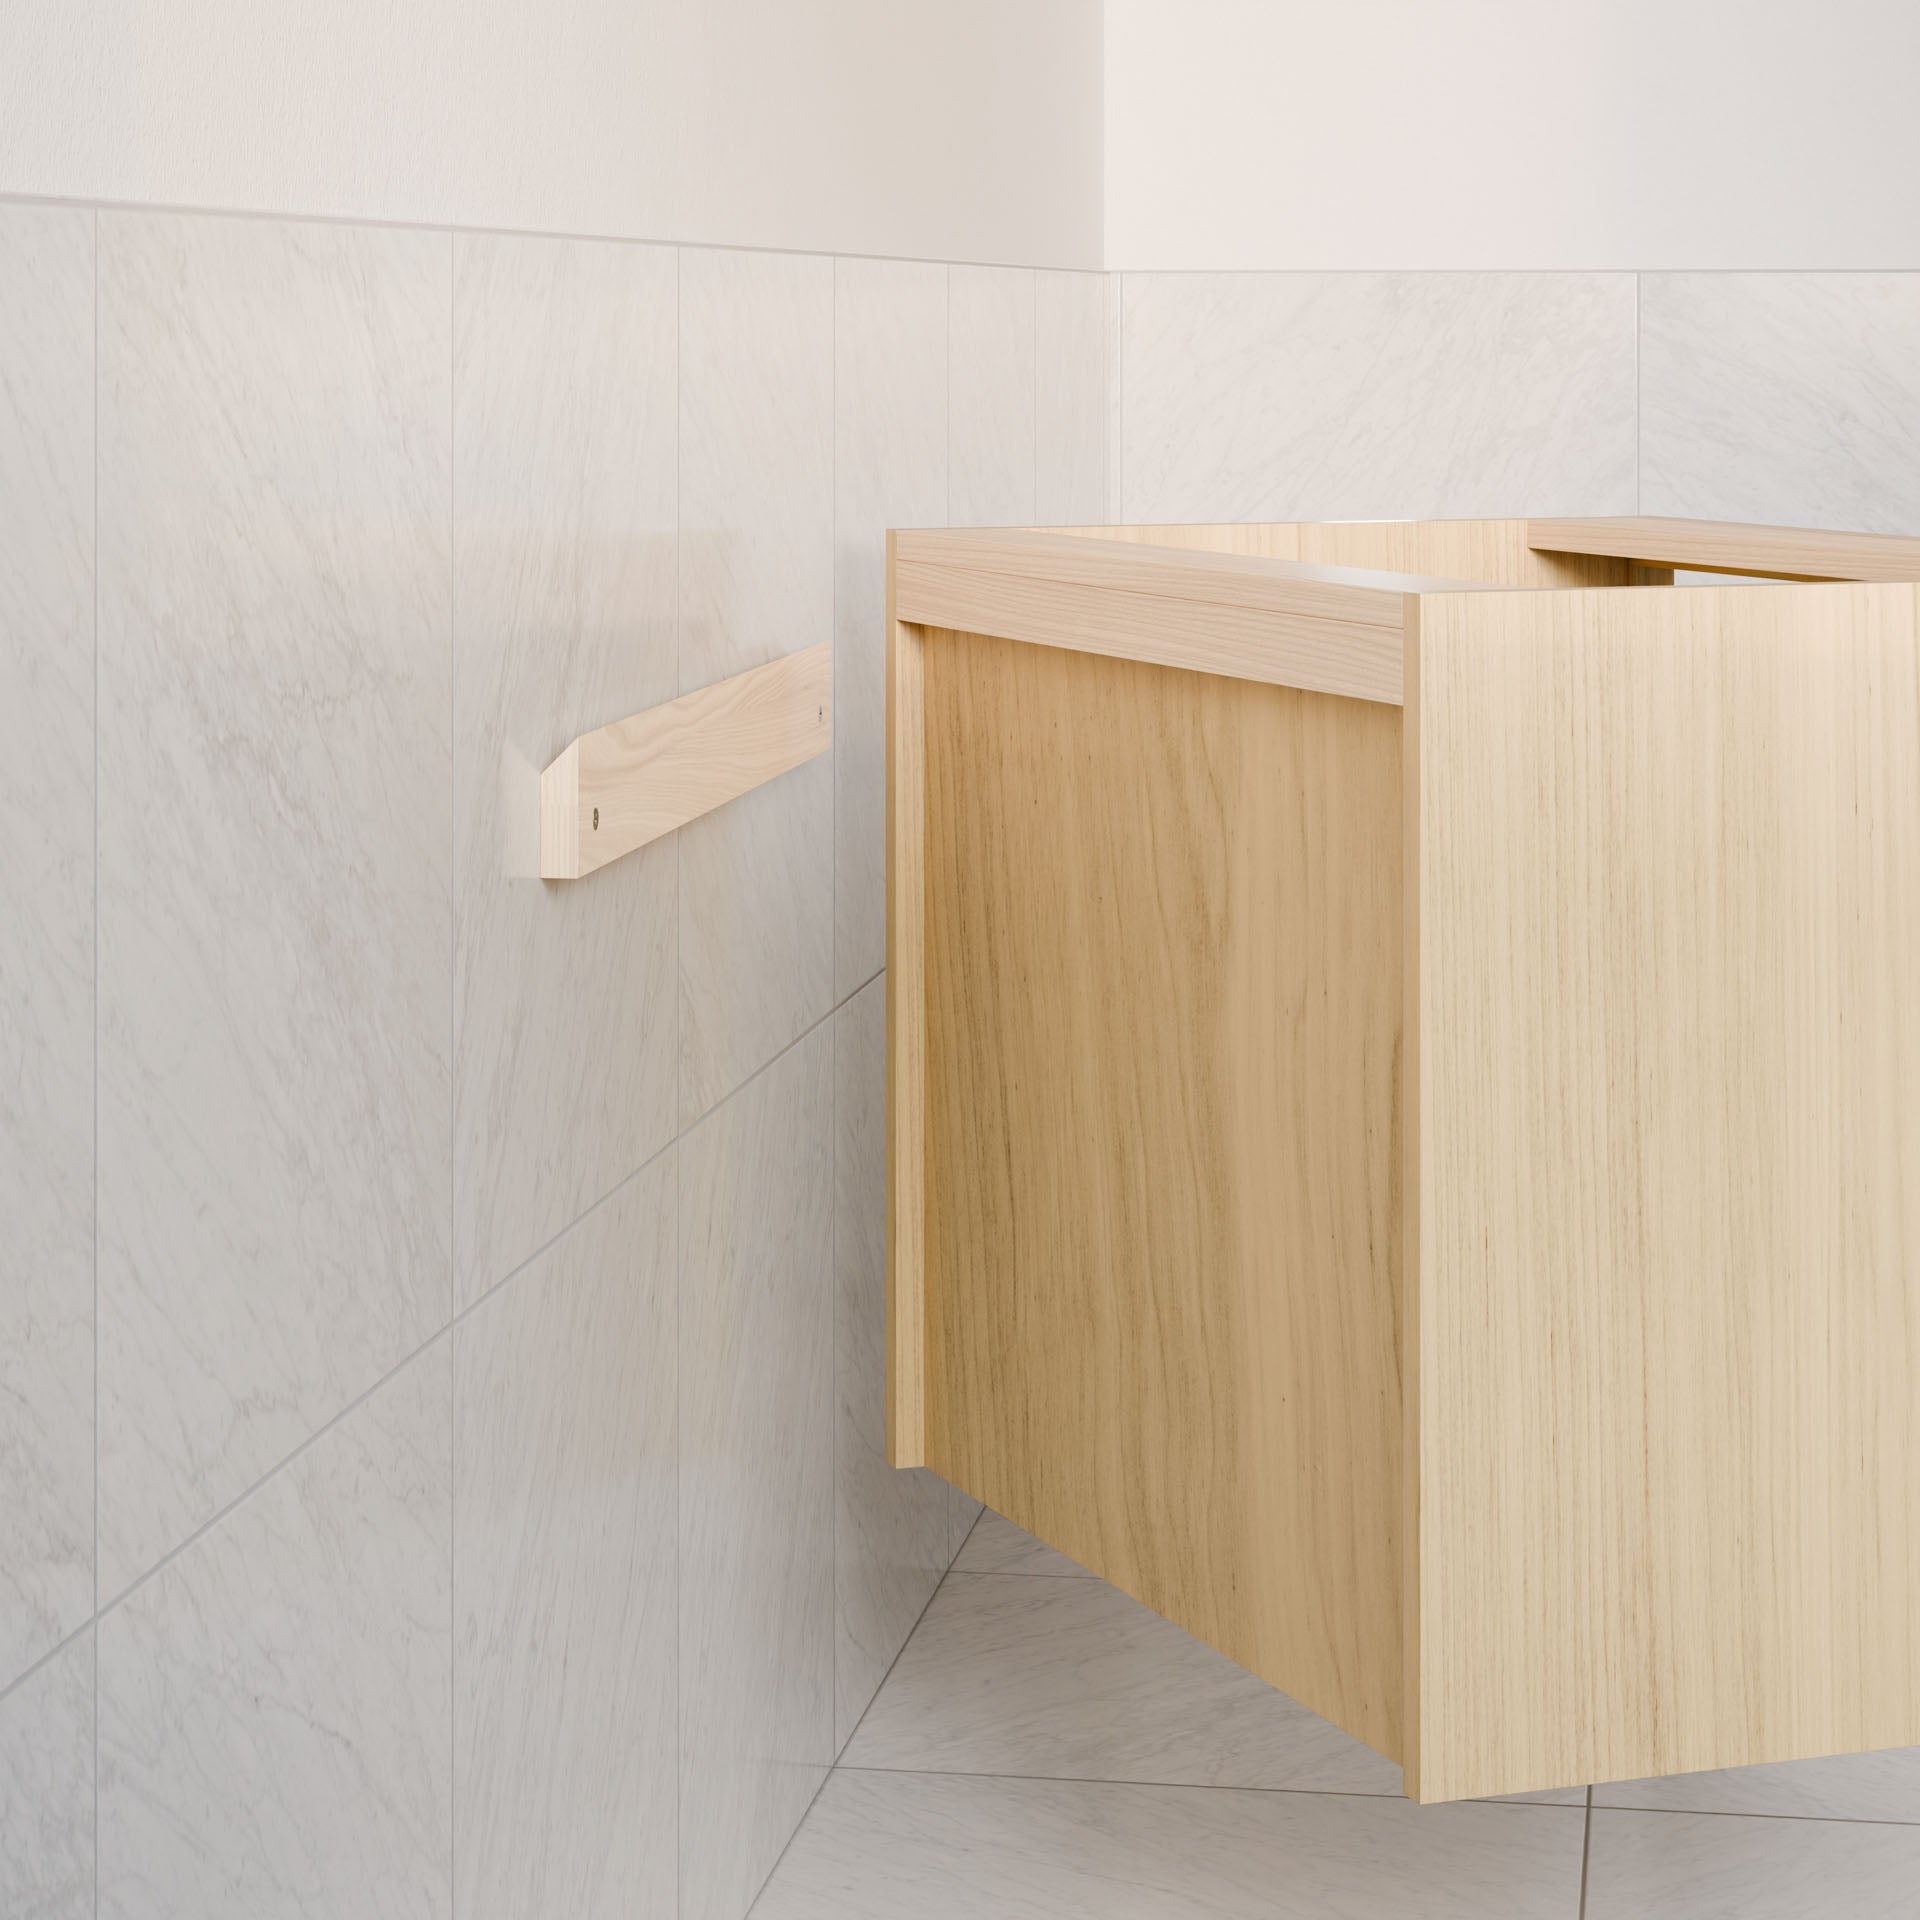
920;628;1406;1757
1414;582;1920;1801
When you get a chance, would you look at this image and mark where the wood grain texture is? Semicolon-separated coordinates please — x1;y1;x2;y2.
1410;580;1920;1801
1529;515;1920;582
893;527;1480;705
918;628;1407;1757
539;642;831;879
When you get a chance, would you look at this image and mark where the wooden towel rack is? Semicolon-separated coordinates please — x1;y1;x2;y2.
540;642;831;880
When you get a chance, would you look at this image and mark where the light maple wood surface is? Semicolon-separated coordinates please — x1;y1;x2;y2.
918;628;1406;1755
893;526;1487;705
1410;578;1920;1800
887;517;1920;1803
540;642;831;880
1054;517;1663;588
1529;514;1920;582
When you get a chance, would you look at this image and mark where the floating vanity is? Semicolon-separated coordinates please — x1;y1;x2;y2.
885;516;1920;1803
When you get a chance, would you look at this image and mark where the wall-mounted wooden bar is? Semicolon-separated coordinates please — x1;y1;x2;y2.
540;642;831;880
1529;513;1920;582
890;516;1920;1807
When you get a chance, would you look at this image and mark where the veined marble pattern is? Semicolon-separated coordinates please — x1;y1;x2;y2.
97;1342;452;1920
753;1771;1587;1919
834;978;950;1748
677;247;834;1123
1119;271;1637;523
1035;270;1108;526
951;1509;1093;1578
949;265;1037;527
679;1027;835;1920
1595;1745;1920;1823
454;1155;677;1920
0;202;95;1686
0;1631;94;1920
833;256;947;999
451;231;678;1308
1584;1808;1920;1919
843;1570;1404;1794
1641;273;1920;533
94;211;453;1595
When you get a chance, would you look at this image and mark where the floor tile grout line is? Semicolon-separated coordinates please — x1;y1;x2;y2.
826;1763;1587;1811
1577;1784;1594;1918
752;1511;974;1911
819;1758;1920;1832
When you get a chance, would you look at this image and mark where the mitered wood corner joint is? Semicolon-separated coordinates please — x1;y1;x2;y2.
540;641;832;880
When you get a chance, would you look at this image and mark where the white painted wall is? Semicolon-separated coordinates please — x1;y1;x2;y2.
0;0;1104;267
1105;0;1920;270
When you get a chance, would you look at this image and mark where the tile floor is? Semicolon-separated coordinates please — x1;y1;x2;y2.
752;1510;1920;1917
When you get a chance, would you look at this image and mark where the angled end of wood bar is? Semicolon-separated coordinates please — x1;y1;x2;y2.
887;518;1920;1803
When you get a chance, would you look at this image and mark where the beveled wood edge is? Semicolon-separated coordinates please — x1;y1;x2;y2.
886;536;928;1468
1528;515;1920;583
539;642;831;880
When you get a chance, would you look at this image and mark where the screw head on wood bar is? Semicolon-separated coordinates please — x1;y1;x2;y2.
592;807;599;830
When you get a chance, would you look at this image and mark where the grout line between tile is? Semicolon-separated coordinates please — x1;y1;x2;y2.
1578;1785;1594;1918
670;236;683;1920
829;1763;1590;1811
85;1110;695;1629
0;186;1111;276
445;226;457;1920
90;198;101;1920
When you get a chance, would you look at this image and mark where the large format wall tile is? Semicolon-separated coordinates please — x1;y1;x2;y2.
1641;273;1920;532
1120;271;1637;524
679;1028;834;1920
756;1770;1587;1919
452;232;678;1307
0;203;95;1686
97;1342;452;1920
95;211;454;1594
949;265;1037;527
677;247;834;1122
833;257;946;1000
454;1155;676;1920
1585;1807;1920;1919
834;978;950;1748
1035;269;1109;526
0;1631;94;1920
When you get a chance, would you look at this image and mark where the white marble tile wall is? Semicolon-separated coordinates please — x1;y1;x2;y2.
97;1342;453;1920
94;211;455;1598
454;1158;677;1920
1642;273;1920;532
1117;271;1638;524
451;232;679;1307
832;256;946;1000
678;1027;835;1920
0;202;94;1692
677;247;836;1126
0;195;1094;1920
834;977;950;1747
